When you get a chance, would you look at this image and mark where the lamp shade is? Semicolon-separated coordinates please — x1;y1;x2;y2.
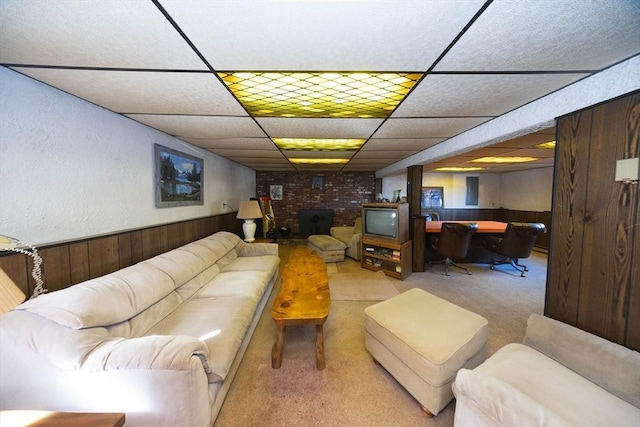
236;200;263;220
0;268;26;315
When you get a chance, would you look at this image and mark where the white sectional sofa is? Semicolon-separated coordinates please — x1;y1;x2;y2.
0;231;279;427
453;313;640;427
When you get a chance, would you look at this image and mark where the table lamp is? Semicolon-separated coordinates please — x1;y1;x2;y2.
0;235;47;300
0;267;26;315
236;200;263;242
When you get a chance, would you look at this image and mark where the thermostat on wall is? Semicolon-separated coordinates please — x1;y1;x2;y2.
615;158;639;183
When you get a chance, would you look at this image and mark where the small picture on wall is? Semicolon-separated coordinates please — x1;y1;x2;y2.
270;185;283;200
421;186;444;208
312;176;324;190
154;144;203;208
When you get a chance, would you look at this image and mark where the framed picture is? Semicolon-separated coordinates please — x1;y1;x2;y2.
154;144;204;208
270;184;283;200
421;186;444;208
312;176;324;190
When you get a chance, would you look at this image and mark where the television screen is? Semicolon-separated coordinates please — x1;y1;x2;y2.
364;208;398;238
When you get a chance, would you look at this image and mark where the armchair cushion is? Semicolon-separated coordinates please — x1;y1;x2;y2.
330;218;362;260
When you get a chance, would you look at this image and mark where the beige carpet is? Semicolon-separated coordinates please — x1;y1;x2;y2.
329;270;400;301
215;246;547;427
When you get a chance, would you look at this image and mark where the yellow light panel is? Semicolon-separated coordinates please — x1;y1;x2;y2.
435;167;485;172
534;141;556;149
289;158;350;165
217;72;423;118
470;156;538;164
273;138;365;151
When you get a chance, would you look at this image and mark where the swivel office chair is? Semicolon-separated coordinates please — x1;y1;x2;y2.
482;222;546;277
429;222;478;276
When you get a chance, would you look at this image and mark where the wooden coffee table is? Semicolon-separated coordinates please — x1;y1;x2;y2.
271;246;331;370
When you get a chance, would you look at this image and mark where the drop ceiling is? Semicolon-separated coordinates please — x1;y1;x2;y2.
1;0;639;173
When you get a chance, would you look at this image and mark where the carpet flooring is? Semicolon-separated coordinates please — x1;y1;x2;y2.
329;270;400;301
214;246;547;426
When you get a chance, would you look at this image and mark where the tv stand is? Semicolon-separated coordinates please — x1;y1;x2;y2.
361;237;412;280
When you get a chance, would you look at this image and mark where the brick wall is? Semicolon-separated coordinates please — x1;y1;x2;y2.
256;171;376;237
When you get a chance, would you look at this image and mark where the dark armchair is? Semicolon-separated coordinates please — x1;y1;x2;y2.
428;222;478;276
482;222;546;277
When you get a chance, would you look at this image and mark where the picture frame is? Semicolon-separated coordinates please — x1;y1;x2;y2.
270;184;283;200
312;176;324;190
421;186;444;209
154;144;204;208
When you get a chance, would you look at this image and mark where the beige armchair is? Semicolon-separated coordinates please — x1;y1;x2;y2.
330;217;362;261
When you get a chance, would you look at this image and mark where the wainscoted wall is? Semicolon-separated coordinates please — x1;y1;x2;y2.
256;171;376;236
0;213;241;296
547;90;639;351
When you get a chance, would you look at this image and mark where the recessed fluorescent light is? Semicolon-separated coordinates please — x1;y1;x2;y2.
217;72;423;118
289;158;349;165
273;138;365;151
470;156;538;164
434;167;485;172
533;141;556;149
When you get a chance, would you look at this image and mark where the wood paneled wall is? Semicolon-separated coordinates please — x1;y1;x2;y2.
0;213;241;297
546;91;639;351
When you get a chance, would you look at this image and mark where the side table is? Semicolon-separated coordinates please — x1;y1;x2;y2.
0;411;125;427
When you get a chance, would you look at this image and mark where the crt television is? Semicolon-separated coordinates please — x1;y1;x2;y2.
362;203;409;244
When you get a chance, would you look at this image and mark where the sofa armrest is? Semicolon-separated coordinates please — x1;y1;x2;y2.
453;368;571;427
524;314;640;407
237;242;278;257
83;335;210;373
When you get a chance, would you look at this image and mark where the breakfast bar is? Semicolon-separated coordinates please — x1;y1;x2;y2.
425;220;508;234
425;220;509;264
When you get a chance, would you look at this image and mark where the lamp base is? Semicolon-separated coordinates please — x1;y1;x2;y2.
242;219;257;242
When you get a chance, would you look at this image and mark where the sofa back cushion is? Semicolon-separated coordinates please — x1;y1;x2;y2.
17;262;176;329
17;232;245;334
524;314;640;408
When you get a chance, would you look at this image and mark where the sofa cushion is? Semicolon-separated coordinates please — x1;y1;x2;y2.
144;295;259;383
196;271;272;301
471;343;640;427
221;254;279;278
17;262;175;329
144;247;211;289
106;291;183;338
454;368;572;427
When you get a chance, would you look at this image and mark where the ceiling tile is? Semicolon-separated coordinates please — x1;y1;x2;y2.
351;151;418;159
394;73;588;117
11;68;246;115
181;137;275;150
0;1;206;69
126;115;265;139
160;0;486;71
362;138;445;151
373;117;491;138
434;0;640;71
210;149;284;159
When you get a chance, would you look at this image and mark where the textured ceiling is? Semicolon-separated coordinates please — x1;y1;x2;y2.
1;0;639;173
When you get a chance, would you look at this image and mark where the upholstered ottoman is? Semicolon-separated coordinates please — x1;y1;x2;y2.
364;288;488;416
307;234;347;262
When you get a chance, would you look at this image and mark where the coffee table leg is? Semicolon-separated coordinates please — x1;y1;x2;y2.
272;325;286;369
315;324;325;370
